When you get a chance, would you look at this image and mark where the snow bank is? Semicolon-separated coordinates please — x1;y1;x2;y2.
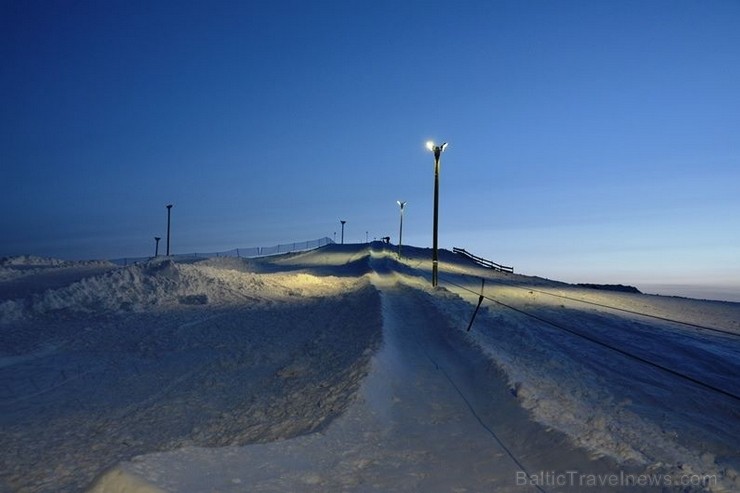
1;256;382;493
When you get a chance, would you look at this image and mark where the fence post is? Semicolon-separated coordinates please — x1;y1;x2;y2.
466;278;486;332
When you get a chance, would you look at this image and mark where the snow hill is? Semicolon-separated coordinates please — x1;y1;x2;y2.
0;244;738;492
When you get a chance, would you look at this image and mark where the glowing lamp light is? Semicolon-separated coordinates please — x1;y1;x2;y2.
426;141;448;153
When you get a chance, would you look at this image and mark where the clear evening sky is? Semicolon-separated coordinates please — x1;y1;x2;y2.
2;1;739;300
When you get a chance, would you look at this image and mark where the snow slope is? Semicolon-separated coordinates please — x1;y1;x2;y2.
1;244;738;492
423;263;739;489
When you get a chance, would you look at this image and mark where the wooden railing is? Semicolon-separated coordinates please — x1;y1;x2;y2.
452;247;513;273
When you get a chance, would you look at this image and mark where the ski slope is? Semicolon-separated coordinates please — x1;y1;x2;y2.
1;244;738;492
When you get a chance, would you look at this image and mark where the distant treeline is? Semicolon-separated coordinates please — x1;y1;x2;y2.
577;283;642;294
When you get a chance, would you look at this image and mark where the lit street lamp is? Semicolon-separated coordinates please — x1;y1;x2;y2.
426;140;448;287
340;220;346;244
166;204;173;256
397;200;406;258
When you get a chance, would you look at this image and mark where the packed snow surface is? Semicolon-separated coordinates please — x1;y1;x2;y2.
1;244;738;492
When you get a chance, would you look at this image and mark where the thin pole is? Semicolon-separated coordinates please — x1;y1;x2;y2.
154;236;161;257
340;220;346;244
166;204;173;256
397;201;406;258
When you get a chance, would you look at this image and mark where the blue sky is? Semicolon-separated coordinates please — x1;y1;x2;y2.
2;0;739;299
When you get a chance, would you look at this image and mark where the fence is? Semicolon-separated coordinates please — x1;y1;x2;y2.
452;247;514;273
112;236;335;266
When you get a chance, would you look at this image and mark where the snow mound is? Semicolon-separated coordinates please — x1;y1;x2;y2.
0;258;363;324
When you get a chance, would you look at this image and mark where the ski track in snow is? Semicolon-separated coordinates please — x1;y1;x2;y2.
0;245;738;492
92;280;629;492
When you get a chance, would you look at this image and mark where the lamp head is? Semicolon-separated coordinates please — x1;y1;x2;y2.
425;141;448;152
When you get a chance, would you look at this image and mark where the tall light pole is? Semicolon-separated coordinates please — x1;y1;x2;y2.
166;204;173;256
426;141;448;287
397;200;406;258
340;220;346;244
154;236;161;257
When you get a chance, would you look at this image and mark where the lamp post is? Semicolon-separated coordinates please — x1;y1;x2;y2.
166;204;173;256
340;220;346;244
426;141;448;287
397;200;406;258
154;236;161;257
